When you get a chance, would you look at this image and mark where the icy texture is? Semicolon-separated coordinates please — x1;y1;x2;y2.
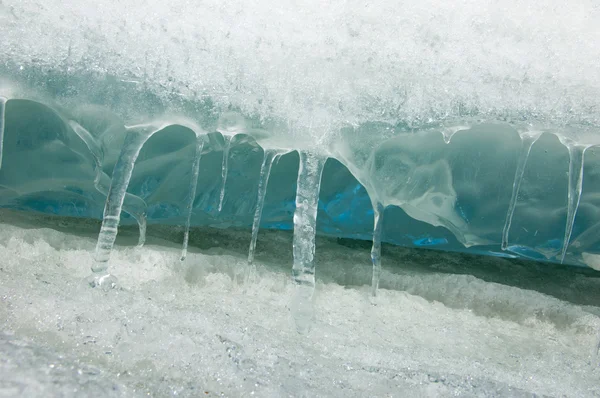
501;132;542;251
560;142;588;263
181;136;205;261
1;0;600;273
247;149;282;268
2;214;600;396
291;152;326;332
370;202;384;296
94;121;206;277
0;96;6;169
1;96;600;271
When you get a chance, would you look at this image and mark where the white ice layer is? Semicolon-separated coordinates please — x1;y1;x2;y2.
1;0;599;142
1;215;600;396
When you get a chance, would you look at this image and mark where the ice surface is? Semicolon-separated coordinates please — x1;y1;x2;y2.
2;0;600;392
1;212;600;397
1;95;600;270
1;0;600;270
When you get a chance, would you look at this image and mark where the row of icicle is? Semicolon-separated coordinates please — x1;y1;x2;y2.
0;98;591;330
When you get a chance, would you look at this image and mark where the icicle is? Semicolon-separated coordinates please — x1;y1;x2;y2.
0;96;6;169
246;149;281;280
560;143;587;263
92;123;177;286
290;151;326;333
181;136;205;261
69;121;148;248
217;134;232;212
370;201;384;297
136;214;147;247
501;132;542;250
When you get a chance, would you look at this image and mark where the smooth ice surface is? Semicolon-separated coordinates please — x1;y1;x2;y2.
1;211;600;397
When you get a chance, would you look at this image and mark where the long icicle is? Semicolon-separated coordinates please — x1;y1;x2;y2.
560;143;587;263
181;136;205;261
93;123;174;286
370;201;385;297
501;132;541;250
70;121;148;247
246;149;280;280
291;151;326;333
0;96;6;170
217;134;232;212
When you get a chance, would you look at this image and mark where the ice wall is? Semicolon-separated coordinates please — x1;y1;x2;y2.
1;0;600;321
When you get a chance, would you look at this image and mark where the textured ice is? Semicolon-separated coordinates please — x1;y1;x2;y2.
1;96;600;269
1;211;600;397
1;1;600;393
1;0;600;270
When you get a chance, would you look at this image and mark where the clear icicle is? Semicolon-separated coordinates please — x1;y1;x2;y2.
69;121;148;248
136;216;147;247
0;96;6;169
370;201;385;297
246;149;281;280
217;135;232;212
181;136;205;261
291;151;326;333
93;123;176;284
501;132;541;250
560;143;587;263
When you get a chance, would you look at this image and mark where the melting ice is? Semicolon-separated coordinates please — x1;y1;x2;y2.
1;0;600;396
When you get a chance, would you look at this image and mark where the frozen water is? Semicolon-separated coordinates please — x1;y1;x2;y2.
1;211;600;397
0;96;6;169
2;0;600;394
370;201;385;296
291;152;326;332
501;131;542;251
1;0;600;268
560;141;588;264
181;136;205;261
247;149;283;269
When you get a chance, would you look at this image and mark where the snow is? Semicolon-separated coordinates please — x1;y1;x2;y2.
1;210;599;397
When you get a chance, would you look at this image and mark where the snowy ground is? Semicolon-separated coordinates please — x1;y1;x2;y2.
1;209;600;397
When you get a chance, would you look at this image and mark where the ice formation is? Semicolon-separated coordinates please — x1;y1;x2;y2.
247;149;283;269
1;0;600;325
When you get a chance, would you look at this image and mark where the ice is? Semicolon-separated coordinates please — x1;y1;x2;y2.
501;131;542;251
560;140;589;263
247;149;283;273
94;120;205;284
69;120;148;247
291;151;326;332
370;201;384;296
217;135;232;213
180;136;205;261
1;0;600;272
2;1;600;392
0;96;6;169
1;213;600;396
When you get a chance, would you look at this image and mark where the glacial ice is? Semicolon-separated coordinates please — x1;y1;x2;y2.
2;1;600;394
1;0;600;321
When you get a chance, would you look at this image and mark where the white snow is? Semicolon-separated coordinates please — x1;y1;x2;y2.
1;210;600;397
